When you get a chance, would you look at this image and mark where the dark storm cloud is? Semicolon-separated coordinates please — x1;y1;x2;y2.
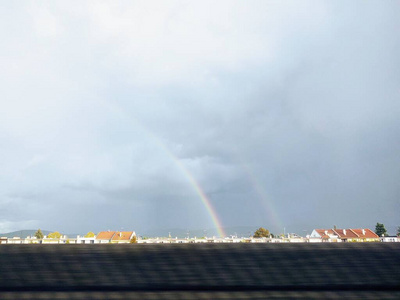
0;1;398;234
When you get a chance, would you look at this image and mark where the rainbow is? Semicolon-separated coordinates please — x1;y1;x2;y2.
106;104;226;237
150;139;226;238
240;162;283;232
171;158;226;238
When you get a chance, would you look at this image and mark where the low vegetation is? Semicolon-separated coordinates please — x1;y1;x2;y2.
85;232;95;238
253;227;271;238
375;223;388;237
34;229;44;239
47;232;62;239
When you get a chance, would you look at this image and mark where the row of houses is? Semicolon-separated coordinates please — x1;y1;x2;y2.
1;231;136;244
1;228;399;244
309;228;382;242
140;228;399;243
138;236;305;243
138;236;248;243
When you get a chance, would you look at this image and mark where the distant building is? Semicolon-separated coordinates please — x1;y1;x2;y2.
343;228;379;242
310;228;379;242
76;235;96;244
380;236;400;243
95;231;136;243
111;231;136;244
5;237;23;244
96;231;117;243
310;229;339;242
41;235;69;244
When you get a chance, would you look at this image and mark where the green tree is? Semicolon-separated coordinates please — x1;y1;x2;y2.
34;229;44;239
130;235;137;243
48;231;62;239
375;223;387;237
253;227;270;238
85;231;95;238
397;226;400;237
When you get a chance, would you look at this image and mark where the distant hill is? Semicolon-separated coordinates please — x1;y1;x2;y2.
1;226;277;239
0;230;85;238
0;229;52;238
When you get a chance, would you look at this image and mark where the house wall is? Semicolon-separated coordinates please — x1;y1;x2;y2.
308;238;322;243
96;240;111;244
7;238;23;244
381;237;399;242
76;237;96;244
310;230;321;238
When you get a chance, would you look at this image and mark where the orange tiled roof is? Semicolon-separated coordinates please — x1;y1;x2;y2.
314;228;379;239
315;229;336;239
351;228;379;239
332;229;360;238
96;231;116;240
111;231;134;241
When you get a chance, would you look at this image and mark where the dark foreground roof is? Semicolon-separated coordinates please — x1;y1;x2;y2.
0;243;399;299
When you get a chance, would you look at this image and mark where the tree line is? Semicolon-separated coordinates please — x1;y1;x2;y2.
34;229;95;239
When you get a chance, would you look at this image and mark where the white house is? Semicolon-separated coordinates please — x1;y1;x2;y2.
380;236;399;242
76;235;96;244
310;229;339;242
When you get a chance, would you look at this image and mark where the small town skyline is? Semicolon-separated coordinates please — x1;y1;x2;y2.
1;221;399;241
2;226;400;245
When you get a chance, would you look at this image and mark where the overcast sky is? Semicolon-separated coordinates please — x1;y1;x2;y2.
1;1;399;235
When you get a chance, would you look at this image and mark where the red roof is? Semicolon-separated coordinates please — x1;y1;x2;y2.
332;229;358;238
314;228;379;240
96;231;116;240
351;228;379;239
315;229;337;239
111;231;134;241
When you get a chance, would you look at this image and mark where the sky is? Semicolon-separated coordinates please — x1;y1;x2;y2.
0;1;399;236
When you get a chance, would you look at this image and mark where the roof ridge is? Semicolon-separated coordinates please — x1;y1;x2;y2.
349;228;359;237
332;229;340;236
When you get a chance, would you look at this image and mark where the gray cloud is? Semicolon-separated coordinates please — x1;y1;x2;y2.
0;1;399;235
